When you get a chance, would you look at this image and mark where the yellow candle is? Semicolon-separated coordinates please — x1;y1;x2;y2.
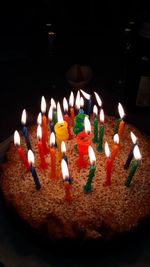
54;102;69;159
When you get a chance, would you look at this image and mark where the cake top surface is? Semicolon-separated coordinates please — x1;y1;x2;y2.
1;111;150;240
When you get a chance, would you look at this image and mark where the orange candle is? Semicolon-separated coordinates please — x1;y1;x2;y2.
117;103;125;139
76;116;91;168
37;125;48;169
69;91;75;127
49;132;57;179
111;134;120;160
104;142;113;186
14;130;30;171
61;159;72;201
118;120;125;139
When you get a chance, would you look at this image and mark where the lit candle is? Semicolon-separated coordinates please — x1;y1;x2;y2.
61;141;68;164
111;134;120;161
14;130;30;171
21;109;32;150
75;90;80;114
92;105;98;143
124;132;137;169
28;150;41;190
49;132;57;179
76;116;91;168
97;109;105;152
125;145;142;187
63;97;73;139
51;98;57;126
79;96;84;114
41;96;48;142
80;89;93;116
37;125;48;169
73;93;86;135
104;142;113;186
83;146;96;193
69;91;75;127
61;159;72;201
48;105;54;132
40;97;49;154
54;102;69;158
115;103;125;138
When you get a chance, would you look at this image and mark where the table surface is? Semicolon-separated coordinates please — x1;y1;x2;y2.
0;55;150;267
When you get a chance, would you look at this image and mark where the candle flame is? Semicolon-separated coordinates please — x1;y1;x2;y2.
48;105;53;121
28;149;34;165
21;109;27;125
51;98;56;109
37;112;42;125
84;116;91;134
94;91;102;107
130;131;137;144
105;142;110;158
41;96;46;114
63;97;68;112
50;132;55;146
61;141;66;153
88;145;96;165
118;103;125;119
37;125;42;140
57;102;64;123
113;133;119;144
80;89;90;100
80;97;84;108
93;105;98;115
61;158;69;180
133;145;141;160
100;109;104;123
69;91;74;107
75;90;80;110
14;130;20;146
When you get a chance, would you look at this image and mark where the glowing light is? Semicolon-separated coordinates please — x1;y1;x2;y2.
133;145;141;160
84;116;91;134
105;142;110;158
94;91;102;107
69;91;74;107
21;109;27;125
14;130;20;146
41;96;46;113
61;158;69;180
57;102;64;123
113;133;119;144
88;145;96;165
118;103;125;119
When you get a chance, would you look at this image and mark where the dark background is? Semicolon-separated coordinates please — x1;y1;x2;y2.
0;1;150;141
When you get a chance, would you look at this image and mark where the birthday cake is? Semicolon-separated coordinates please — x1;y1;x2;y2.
0;92;150;241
